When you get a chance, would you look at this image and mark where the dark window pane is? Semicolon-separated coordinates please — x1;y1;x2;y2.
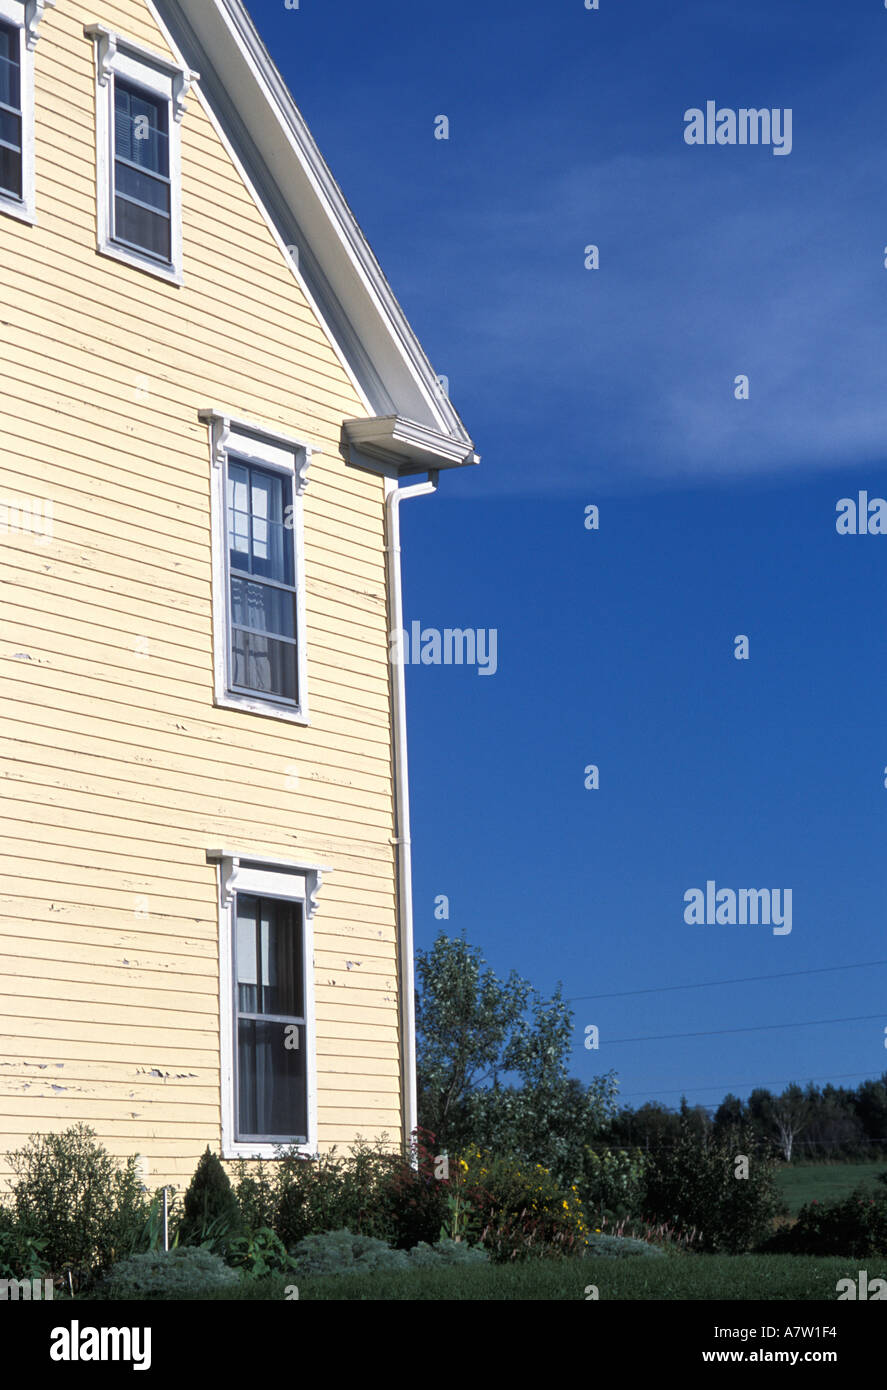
231;627;298;702
114;80;169;175
237;1019;306;1139
235;896;304;1019
115;161;170;214
0;25;20;112
235;895;306;1141
0;107;20;150
230;577;296;640
226;459;298;701
114;195;171;261
227;463;250;563
0;138;21;199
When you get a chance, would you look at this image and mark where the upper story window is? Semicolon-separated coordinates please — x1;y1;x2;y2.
228;460;299;705
0;0;53;224
113;78;171;263
0;20;22;200
84;23;197;285
200;410;318;724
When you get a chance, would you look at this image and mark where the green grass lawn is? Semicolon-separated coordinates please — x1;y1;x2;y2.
188;1254;866;1301
775;1162;886;1214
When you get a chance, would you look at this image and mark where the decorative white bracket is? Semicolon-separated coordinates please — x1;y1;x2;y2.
84;22;197;120
199;409;232;470
207;850;329;922
295;448;313;497
84;25;118;85
24;0;54;52
171;68;193;125
199;408;319;488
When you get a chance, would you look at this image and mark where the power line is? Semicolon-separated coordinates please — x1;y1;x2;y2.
605;1012;885;1046
618;1068;887;1099
567;958;887;1003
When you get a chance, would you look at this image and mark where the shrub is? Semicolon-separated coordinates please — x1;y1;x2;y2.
407;1237;488;1268
584;1232;664;1259
289;1229;410;1276
288;1228;488;1277
0;1208;50;1281
233;1132;448;1250
364;1130;450;1249
226;1227;298;1278
458;1147;588;1262
177;1148;243;1255
230;1158;277;1234
642;1122;781;1253
4;1124;148;1279
769;1189;887;1257
99;1247;239;1299
581;1147;647;1224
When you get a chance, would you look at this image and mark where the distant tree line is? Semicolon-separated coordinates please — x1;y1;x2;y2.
601;1078;887;1163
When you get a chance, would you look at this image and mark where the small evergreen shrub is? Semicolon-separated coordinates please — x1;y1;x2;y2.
100;1247;239;1299
289;1229;410;1276
177;1148;243;1254
406;1238;488;1267
288;1228;487;1276
584;1233;664;1259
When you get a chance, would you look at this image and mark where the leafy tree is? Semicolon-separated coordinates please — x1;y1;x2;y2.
604;1101;683;1152
713;1093;747;1137
415;932;617;1184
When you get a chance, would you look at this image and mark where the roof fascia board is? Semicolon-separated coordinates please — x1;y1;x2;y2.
158;0;474;454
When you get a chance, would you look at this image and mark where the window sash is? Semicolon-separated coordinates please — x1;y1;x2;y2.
233;894;307;1143
0;21;21;199
226;457;299;705
111;77;172;264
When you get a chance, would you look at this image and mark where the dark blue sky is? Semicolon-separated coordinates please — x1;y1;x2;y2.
246;0;887;1114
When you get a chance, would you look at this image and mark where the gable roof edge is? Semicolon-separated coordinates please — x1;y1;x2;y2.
163;0;475;462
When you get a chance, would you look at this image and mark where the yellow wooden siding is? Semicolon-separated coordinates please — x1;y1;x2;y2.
0;0;403;1187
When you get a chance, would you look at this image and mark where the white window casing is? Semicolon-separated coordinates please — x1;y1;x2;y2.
209;851;328;1159
201;408;318;724
0;0;53;224
84;22;196;284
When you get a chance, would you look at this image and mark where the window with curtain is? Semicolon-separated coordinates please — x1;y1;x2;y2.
113;77;171;263
0;20;22;200
234;894;307;1141
226;459;299;704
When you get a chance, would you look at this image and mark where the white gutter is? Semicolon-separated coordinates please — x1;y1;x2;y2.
385;470;439;1155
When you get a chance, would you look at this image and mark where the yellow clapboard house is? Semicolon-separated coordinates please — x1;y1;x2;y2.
0;0;477;1188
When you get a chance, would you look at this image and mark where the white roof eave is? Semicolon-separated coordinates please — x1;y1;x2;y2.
158;0;477;468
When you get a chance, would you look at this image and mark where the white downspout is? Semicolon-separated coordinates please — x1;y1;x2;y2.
385;470;439;1155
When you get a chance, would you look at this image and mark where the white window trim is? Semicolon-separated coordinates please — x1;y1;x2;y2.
201;408;318;725
0;0;52;225
209;850;329;1159
84;22;197;285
